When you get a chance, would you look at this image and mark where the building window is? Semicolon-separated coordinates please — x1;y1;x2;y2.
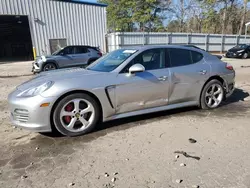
49;38;67;54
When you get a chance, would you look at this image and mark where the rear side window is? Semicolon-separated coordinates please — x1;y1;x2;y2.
191;51;203;63
168;48;203;67
168;48;192;67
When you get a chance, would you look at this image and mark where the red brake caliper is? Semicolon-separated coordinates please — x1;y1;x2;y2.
64;103;73;124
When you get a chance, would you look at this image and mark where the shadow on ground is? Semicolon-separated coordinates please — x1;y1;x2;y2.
222;88;249;104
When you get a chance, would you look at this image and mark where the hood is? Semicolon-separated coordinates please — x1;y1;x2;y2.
17;68;105;91
35;55;58;62
228;48;245;53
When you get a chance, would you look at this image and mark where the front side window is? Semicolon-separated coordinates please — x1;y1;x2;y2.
121;48;166;73
234;44;247;49
62;46;74;55
86;49;137;72
74;46;88;54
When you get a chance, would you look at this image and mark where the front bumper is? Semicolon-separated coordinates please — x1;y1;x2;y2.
225;52;243;58
32;62;42;73
8;90;57;132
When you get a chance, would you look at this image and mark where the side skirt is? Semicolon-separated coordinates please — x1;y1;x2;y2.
104;101;198;122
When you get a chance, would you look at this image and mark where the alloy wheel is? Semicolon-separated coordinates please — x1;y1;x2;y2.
60;98;95;132
205;83;223;108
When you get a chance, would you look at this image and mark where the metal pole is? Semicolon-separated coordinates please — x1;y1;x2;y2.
245;25;247;39
142;23;145;46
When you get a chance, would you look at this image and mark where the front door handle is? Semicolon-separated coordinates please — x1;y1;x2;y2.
158;76;168;81
199;70;207;75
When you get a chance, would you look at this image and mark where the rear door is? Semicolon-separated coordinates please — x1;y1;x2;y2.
167;48;210;104
56;46;75;68
71;46;91;65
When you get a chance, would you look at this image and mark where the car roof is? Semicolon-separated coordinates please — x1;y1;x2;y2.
121;45;202;51
66;45;96;48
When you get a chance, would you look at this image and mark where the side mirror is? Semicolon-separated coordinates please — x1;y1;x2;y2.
128;64;145;75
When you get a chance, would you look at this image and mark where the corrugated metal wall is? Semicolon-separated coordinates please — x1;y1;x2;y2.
107;32;250;52
0;0;107;56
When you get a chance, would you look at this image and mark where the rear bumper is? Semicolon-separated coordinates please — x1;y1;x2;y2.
225;82;235;98
221;71;235;99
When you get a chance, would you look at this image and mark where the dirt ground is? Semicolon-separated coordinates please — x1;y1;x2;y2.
0;58;250;188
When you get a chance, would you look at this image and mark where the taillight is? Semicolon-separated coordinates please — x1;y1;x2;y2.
225;63;234;70
98;51;102;56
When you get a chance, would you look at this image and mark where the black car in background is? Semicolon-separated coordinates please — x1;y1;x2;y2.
226;44;250;59
183;45;222;59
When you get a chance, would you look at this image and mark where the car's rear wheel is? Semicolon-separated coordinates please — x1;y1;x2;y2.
43;63;57;71
87;59;96;65
53;93;100;136
200;79;224;110
242;52;248;59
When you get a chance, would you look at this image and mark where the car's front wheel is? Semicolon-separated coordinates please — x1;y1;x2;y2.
43;63;57;71
200;79;224;110
53;93;100;136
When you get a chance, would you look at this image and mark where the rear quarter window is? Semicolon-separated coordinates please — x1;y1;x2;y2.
191;51;203;63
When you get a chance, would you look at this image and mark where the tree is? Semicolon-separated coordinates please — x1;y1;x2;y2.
239;0;249;34
100;0;249;34
99;0;171;32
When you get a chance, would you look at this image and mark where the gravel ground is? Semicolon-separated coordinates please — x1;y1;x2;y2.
0;58;250;188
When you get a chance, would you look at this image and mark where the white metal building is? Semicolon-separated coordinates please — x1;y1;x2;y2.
0;0;107;61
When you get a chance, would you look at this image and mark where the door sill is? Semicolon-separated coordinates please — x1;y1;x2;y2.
104;101;198;122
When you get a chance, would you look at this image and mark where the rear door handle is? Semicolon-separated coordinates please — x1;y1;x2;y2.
158;76;168;81
199;70;207;75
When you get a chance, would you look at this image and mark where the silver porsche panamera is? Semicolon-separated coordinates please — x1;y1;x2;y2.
8;45;235;136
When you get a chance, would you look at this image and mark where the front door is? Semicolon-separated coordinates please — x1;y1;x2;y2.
115;48;170;114
167;48;211;104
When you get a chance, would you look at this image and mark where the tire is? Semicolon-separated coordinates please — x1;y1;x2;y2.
87;59;96;65
242;53;248;59
43;62;57;71
53;93;100;136
200;79;224;110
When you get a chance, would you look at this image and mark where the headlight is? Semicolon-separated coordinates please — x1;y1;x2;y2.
237;50;244;53
18;81;54;97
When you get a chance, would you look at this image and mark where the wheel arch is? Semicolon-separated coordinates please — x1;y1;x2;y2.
199;75;226;107
43;60;59;69
50;90;103;130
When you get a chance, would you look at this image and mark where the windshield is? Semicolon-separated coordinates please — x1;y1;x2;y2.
234;44;248;49
86;49;137;72
52;48;63;55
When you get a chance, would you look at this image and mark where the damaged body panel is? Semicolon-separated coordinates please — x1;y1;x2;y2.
115;69;170;114
168;62;211;104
